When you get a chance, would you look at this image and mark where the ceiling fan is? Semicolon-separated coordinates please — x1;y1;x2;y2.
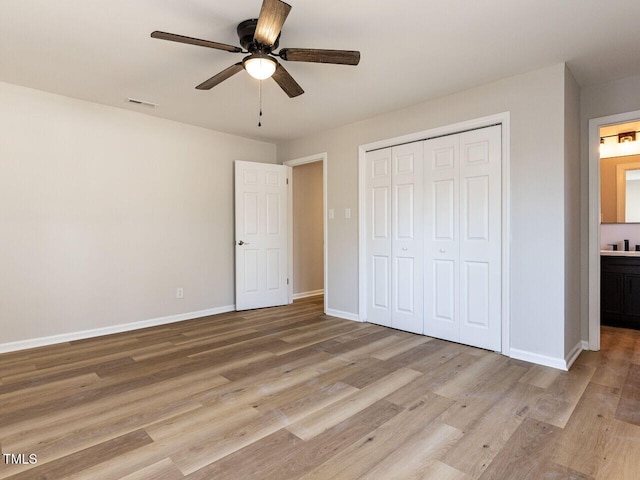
151;0;361;98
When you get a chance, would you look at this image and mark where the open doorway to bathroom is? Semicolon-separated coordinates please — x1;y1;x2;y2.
589;112;640;349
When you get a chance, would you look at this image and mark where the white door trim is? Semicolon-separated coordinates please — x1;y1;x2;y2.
358;112;511;354
284;153;328;314
588;109;640;351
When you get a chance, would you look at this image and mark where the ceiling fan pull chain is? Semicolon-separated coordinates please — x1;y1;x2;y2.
258;80;263;127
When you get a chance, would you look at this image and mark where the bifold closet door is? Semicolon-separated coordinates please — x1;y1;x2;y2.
424;125;502;351
366;142;424;333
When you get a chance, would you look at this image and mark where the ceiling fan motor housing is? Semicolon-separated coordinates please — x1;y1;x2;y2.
237;19;279;52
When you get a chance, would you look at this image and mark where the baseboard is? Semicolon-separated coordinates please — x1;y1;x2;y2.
325;308;361;322
292;289;324;300
509;348;568;371
0;305;236;354
565;341;584;370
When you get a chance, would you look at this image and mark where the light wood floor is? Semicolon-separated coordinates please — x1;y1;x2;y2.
1;296;639;479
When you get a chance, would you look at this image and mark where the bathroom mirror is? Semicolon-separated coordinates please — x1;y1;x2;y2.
601;155;640;223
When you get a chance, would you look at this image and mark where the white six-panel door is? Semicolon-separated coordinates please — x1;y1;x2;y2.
365;142;424;333
365;148;393;327
235;161;290;311
366;125;501;351
424;134;460;343
424;125;501;351
391;143;424;333
458;126;501;350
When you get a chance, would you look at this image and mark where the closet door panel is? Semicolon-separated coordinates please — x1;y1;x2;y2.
366;148;392;327
424;135;459;341
459;125;501;351
391;142;423;334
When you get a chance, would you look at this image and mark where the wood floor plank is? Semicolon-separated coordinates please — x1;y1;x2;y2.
187;400;403;480
437;363;529;431
383;352;479;407
359;422;462;480
370;335;431;360
286;367;422;440
299;392;454;480
119;458;184;480
0;429;153;480
519;364;561;389
551;382;620;477
477;418;560;480
528;363;595;428
2;297;640;479
433;352;506;399
614;363;640;426
594;418;640;479
0;367;227;439
441;381;545;478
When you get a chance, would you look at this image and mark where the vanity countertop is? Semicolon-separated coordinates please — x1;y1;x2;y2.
600;250;640;257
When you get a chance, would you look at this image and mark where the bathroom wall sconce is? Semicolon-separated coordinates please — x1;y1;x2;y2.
618;131;636;143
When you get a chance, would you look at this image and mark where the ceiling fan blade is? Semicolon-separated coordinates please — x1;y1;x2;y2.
196;63;244;90
279;48;360;65
254;0;292;46
151;31;242;53
272;63;304;98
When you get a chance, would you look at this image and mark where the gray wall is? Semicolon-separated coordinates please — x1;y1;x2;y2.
0;81;276;346
279;63;577;363
564;66;582;357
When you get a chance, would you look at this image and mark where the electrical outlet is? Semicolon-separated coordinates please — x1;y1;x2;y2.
176;288;184;299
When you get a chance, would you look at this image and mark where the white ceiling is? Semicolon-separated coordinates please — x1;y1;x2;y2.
2;0;640;142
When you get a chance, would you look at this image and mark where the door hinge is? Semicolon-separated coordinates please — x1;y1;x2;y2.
287;278;289;285
286;178;289;185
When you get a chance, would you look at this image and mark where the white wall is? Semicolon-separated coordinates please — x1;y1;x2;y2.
564;66;582;359
601;224;640;250
0;81;276;348
279;64;573;364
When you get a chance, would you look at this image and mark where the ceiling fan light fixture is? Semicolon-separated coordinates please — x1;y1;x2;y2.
243;54;277;80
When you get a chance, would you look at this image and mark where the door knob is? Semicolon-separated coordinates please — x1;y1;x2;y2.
238;240;250;245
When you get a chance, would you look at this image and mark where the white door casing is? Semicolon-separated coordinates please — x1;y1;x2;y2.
235;161;290;311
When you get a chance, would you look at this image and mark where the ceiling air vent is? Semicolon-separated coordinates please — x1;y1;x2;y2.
127;98;158;108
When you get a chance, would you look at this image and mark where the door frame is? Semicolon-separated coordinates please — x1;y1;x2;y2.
588;109;640;351
357;112;511;355
284;153;328;314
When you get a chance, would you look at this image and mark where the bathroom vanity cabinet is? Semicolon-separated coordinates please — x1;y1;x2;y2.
601;255;640;329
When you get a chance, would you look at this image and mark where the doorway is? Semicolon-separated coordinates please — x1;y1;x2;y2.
284;153;328;313
588;109;640;350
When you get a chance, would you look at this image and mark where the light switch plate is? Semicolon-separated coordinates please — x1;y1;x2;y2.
329;209;335;219
345;208;351;219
